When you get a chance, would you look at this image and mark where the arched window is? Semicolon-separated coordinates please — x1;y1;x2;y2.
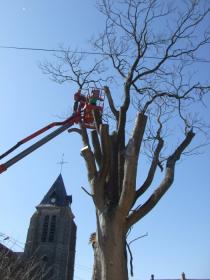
49;215;56;242
41;215;49;242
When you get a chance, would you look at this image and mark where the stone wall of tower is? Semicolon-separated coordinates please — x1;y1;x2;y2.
68;220;77;280
23;204;76;280
53;207;77;280
23;175;77;280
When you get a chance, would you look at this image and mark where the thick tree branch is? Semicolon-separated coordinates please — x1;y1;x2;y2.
80;145;106;208
117;108;127;192
79;124;90;147
91;130;102;168
118;113;147;214
93;109;103;134
103;86;119;120
134;127;164;204
126;130;195;229
80;146;97;183
99;124;111;184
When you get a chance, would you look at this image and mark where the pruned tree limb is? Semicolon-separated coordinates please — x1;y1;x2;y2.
91;130;102;168
99;124;111;183
134;120;164;203
103;86;119;120
93;109;103;134
79;124;90;147
119;113;147;214
80;146;97;183
126;130;195;229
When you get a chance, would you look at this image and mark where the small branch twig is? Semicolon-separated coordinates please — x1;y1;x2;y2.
126;232;148;277
128;232;148;246
81;186;93;197
126;241;134;277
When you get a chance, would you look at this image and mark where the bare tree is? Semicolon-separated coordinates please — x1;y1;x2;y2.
41;1;210;279
0;246;52;280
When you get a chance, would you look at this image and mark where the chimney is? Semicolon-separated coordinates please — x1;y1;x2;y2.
181;272;186;280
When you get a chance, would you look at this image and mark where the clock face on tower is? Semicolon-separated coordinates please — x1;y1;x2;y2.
50;197;56;203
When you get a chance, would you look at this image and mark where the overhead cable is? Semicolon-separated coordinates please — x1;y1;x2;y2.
0;45;210;63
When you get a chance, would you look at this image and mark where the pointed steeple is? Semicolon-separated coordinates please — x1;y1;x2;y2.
24;174;76;280
39;174;72;206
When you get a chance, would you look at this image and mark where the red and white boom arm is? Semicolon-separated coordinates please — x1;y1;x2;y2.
0;114;80;174
0;88;105;174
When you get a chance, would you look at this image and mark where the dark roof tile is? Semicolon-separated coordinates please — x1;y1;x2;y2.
39;174;72;207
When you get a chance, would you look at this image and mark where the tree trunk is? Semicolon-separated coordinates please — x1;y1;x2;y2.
92;209;128;280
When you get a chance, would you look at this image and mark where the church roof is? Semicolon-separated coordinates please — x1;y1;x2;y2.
39;174;72;207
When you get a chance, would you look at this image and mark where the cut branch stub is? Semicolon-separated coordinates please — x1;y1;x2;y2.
99;124;111;181
91;130;102;168
80;146;97;183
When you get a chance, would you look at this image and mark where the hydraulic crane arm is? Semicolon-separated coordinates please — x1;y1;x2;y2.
0;87;105;175
0;116;78;161
0;114;80;174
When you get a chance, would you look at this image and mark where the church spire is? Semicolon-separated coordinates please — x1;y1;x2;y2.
24;174;76;280
39;174;72;206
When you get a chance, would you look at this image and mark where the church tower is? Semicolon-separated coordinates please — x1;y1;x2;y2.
23;174;76;280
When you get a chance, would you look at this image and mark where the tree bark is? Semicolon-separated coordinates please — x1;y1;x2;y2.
92;209;128;280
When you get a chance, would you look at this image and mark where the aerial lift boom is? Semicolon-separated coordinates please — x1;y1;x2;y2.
0;88;104;174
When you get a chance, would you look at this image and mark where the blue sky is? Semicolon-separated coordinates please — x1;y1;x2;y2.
0;1;210;279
